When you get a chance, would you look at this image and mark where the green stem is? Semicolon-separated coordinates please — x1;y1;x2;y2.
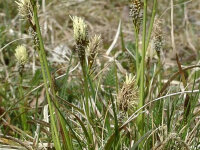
158;57;162;91
30;1;61;149
37;46;61;150
136;0;157;89
82;61;90;119
134;28;139;73
32;5;55;96
138;0;147;136
145;0;157;51
19;70;28;131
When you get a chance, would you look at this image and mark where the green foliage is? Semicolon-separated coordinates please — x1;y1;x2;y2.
103;64;116;92
0;0;200;150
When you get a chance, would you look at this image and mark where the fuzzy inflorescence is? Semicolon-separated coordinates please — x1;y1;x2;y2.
86;35;101;69
16;0;31;17
15;0;38;26
72;16;89;67
15;45;28;65
117;74;138;115
152;17;164;56
72;16;88;45
129;0;143;31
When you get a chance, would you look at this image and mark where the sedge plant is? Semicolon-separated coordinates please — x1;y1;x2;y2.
15;45;28;131
1;0;197;149
130;0;158;139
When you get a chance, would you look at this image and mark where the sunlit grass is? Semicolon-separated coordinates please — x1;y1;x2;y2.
0;0;200;150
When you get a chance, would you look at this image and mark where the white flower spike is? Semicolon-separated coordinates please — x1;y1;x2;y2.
72;16;88;44
15;0;31;17
15;45;28;65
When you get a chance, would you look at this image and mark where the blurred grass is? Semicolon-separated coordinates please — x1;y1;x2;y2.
0;0;200;150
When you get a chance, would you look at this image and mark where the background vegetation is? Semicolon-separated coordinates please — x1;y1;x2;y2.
0;0;200;149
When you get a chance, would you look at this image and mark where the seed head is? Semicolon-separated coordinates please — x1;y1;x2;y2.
72;16;88;44
152;17;164;56
129;0;143;31
15;45;28;65
117;74;138;115
16;0;31;17
86;35;101;68
15;0;37;25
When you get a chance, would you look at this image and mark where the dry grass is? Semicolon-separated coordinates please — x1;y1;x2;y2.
0;0;200;149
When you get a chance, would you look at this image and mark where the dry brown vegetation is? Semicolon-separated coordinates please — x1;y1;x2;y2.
0;0;200;149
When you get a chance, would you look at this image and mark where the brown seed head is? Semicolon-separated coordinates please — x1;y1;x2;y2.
117;74;138;115
152;16;164;56
129;0;143;31
86;35;101;69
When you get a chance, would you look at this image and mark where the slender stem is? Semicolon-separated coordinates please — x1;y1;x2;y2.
32;5;56;97
145;0;157;51
158;57;162;91
30;1;61;149
171;0;176;54
114;60;119;93
82;61;90;118
136;0;157;86
19;69;28;131
134;28;139;73
37;45;61;149
138;0;147;136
